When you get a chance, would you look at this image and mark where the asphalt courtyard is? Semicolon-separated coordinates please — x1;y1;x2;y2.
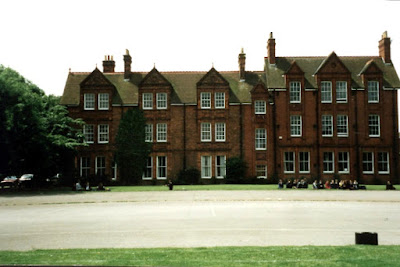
0;190;399;251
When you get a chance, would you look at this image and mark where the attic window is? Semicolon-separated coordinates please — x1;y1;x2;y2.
84;93;95;110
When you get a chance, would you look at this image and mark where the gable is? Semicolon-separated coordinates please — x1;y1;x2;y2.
80;68;114;88
314;52;350;75
285;61;304;75
140;68;171;87
359;60;383;76
251;82;268;94
197;68;230;87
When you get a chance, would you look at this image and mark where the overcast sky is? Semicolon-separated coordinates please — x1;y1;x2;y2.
0;0;399;96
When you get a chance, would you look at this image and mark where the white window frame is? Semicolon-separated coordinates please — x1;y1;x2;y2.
363;152;374;174
84;93;95;110
368;81;379;103
290;115;302;137
142;93;153;110
95;156;106;176
98;124;109;144
201;156;212;178
98;93;109;110
201;123;212;142
284;151;295;173
156;156;167;180
322;115;333;137
368;114;380;137
254;100;266;114
145;124;153;143
200;92;211;109
256;165;267;179
156;123;167;142
80;157;90;178
215;155;226;178
143;157;153;180
289;81;301;103
321;81;332;103
83;124;94;144
299;152;310;173
255;128;267;150
323;152;334;174
378;152;390;174
338;152;350;174
337;115;348;137
336;81;347;103
215;123;226;142
156;93;167;110
215;92;225;109
111;161;117;181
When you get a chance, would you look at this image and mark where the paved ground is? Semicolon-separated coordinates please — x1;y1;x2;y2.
0;190;399;250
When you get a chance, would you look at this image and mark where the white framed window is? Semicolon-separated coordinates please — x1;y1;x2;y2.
290;115;302;137
321;81;332;103
142;93;153;110
284;152;295;173
322;115;333;137
143;157;153;180
145;124;153;143
201;156;212;178
255;128;266;150
299;152;310;173
95;156;106;176
156;93;167;109
111;161;117;181
84;93;95;110
201;123;212;142
336;81;347;103
80;157;90;178
98;93;109;110
363;152;374;174
98;124;109;144
156;156;167;179
289;81;301;103
156;123;167;142
323;152;334;173
368;81;379;103
215;123;225;142
369;114;380;137
338;152;350;173
215;92;225;109
200;92;211;109
256;165;267;178
337;115;348;137
378;152;389;174
215;155;226;178
83;124;94;143
254;100;266;114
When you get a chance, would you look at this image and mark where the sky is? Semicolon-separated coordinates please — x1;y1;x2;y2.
0;0;399;96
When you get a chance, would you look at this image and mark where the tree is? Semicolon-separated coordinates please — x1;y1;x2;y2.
115;108;151;185
225;157;247;184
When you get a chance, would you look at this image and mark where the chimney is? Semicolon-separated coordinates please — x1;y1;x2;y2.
124;49;132;80
238;48;246;81
103;55;115;73
379;31;391;64
267;32;276;65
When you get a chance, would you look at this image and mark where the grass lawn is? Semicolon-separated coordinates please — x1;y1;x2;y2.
0;246;399;266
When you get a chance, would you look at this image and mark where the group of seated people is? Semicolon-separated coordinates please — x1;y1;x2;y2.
73;180;110;191
278;179;309;189
278;178;366;190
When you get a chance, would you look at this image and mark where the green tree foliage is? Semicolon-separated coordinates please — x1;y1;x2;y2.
225;157;247;184
115;109;151;185
0;65;85;179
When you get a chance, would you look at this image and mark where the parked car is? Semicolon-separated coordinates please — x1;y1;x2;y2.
19;174;33;181
0;176;18;189
18;174;34;188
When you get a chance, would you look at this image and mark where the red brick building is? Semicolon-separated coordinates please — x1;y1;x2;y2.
61;32;400;184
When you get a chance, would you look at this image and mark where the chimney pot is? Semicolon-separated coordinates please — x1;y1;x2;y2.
103;55;115;73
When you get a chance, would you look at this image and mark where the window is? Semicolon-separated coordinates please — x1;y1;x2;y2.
322;115;333;137
284;152;295;173
336;81;347;103
369;115;380;137
201;156;212;178
255;128;267;150
80;157;90;178
84;93;95;110
98;93;109;110
111;161;117;181
289;81;301;103
215;155;226;178
215;123;226;142
142;93;153;109
201;92;211;109
337;115;348;137
83;124;94;143
323;152;334;173
215;92;225;109
368;81;379;103
143;157;153;179
98;124;109;144
156;123;167;142
156;93;167;109
363;152;374;174
201;123;212;142
299;152;310;173
290;115;302;137
378;152;389;174
95;156;106;176
156;156;167;179
254;100;266;114
145;124;153;142
321;81;332;103
338;152;350;173
256;165;267;178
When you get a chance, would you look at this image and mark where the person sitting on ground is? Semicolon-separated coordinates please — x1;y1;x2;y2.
75;180;83;191
312;180;318;189
286;180;293;189
166;179;174;190
278;179;284;189
85;182;91;191
318;180;324;189
386;181;396;190
97;182;110;191
353;180;359;190
325;180;331;189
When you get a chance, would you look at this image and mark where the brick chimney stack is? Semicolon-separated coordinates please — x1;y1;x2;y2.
238;48;246;81
124;49;132;80
267;32;276;65
103;55;115;73
379;31;391;64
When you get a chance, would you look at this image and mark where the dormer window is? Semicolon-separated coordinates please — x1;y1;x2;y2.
157;93;167;109
201;92;211;109
98;93;109;110
321;81;332;103
254;100;266;114
84;93;95;110
368;81;379;103
143;93;153;110
289;81;301;103
336;81;347;103
215;92;225;109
